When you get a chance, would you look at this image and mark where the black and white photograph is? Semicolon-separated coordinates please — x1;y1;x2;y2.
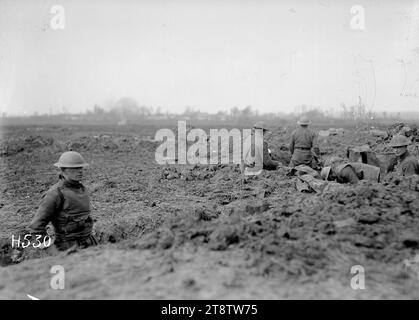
0;0;419;303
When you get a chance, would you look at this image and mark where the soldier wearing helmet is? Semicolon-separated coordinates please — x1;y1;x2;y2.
289;115;320;169
387;135;419;176
28;151;98;251
242;121;280;175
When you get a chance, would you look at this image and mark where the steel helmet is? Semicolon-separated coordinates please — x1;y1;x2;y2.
54;151;89;168
297;115;310;126
253;121;270;131
388;134;411;147
320;166;332;181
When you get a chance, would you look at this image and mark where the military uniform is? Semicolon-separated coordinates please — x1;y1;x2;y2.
390;151;419;176
289;127;320;168
333;162;381;184
242;131;279;175
29;176;97;251
262;141;280;170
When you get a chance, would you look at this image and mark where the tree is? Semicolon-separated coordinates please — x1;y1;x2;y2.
341;103;348;119
155;106;163;116
111;97;140;120
241;105;253;118
93;104;105;115
303;108;325;120
229;107;240;118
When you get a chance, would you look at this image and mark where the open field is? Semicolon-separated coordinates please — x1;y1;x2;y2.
0;122;419;299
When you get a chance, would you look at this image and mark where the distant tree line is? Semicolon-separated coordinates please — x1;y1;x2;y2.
1;96;408;126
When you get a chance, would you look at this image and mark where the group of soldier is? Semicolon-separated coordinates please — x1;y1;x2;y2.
26;118;418;252
243;116;419;182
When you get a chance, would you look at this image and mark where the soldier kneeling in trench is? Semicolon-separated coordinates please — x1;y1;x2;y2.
28;151;98;251
320;157;381;184
387;135;419;177
242;121;280;177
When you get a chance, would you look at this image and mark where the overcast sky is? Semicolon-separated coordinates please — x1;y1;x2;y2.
0;0;418;116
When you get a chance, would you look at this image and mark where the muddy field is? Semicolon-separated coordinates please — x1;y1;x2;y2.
0;123;419;299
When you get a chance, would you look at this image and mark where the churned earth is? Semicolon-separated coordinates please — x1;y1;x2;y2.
0;123;419;299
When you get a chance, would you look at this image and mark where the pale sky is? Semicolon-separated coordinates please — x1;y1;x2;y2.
0;0;419;116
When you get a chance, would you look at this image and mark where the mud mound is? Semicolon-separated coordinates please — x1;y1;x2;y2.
0;132;158;157
93;213;163;244
64;135;157;153
160;166;216;181
320;180;419;262
160;164;241;182
386;122;418;141
384;174;419;192
0;135;54;156
0;238;13;266
271;150;291;165
116;202;333;278
118;172;419;280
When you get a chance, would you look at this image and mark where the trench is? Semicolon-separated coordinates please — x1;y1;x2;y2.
0;216;166;267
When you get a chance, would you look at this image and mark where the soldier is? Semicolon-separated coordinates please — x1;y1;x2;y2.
321;161;381;184
242;121;280;176
387;135;419;176
28;151;98;251
289;116;320;169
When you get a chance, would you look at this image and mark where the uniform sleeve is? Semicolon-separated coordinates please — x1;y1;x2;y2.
340;166;360;184
311;131;320;157
402;159;419;176
263;141;279;170
28;189;62;235
289;132;295;155
387;157;397;173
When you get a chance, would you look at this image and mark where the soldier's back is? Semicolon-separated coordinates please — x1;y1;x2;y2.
292;127;316;148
